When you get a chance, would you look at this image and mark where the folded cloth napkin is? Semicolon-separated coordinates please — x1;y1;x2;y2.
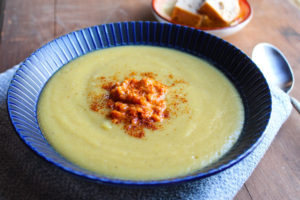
0;65;292;200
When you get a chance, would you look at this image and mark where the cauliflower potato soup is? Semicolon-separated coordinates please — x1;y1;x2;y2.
38;46;244;180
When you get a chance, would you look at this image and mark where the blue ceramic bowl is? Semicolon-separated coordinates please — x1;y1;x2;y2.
7;21;271;186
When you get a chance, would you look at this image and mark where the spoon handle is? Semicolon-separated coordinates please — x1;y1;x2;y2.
290;97;300;114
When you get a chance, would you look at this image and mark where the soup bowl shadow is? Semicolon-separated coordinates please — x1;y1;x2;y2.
7;21;271;186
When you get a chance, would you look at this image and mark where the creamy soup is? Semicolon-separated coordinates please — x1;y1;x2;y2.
38;46;244;180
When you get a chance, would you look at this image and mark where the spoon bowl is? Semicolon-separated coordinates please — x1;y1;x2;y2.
252;42;299;113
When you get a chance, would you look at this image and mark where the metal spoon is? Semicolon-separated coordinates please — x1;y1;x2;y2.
252;42;300;113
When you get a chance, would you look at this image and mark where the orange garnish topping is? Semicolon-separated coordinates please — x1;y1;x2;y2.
102;78;168;138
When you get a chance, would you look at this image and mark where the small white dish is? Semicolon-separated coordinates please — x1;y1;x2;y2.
152;0;253;38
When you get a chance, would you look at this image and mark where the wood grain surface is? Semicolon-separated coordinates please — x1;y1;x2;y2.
0;0;299;199
0;0;5;41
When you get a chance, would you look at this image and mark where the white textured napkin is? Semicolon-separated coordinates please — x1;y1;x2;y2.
0;65;292;200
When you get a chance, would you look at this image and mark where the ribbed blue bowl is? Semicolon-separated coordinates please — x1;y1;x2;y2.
7;21;271;186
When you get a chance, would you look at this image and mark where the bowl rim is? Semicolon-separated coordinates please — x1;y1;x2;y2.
7;21;271;186
151;0;253;31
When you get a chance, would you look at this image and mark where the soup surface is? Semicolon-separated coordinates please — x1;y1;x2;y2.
38;46;244;180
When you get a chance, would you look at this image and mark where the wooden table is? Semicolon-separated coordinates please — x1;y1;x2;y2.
0;0;299;199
